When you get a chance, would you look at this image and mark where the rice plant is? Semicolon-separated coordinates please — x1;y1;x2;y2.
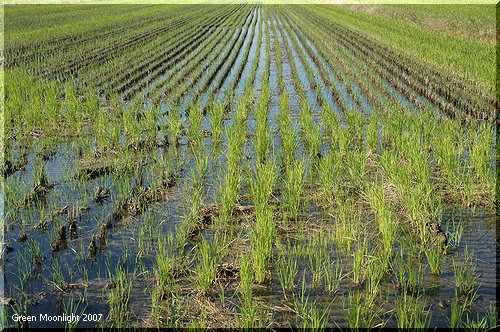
426;247;441;276
106;266;132;328
238;253;258;328
345;290;380;329
453;246;477;296
282;159;305;224
395;290;430;329
209;100;225;149
196;238;218;294
324;258;343;294
277;252;297;296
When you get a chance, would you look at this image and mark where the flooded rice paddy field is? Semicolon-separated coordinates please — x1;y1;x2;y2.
2;4;498;329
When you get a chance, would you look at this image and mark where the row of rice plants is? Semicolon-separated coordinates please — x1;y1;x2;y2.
303;5;495;119
86;8;213;88
36;11;209;81
149;7;250;103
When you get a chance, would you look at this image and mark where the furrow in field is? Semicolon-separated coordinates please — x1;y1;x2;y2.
305;12;435;115
278;12;338;114
246;6;265;90
133;5;247;101
114;27;214;96
210;8;257;101
116;15;236;99
253;14;268;96
288;11;364;114
39;11;228;81
171;7;253;108
296;20;375;113
318;17;458;117
112;4;239;95
294;8;440;117
150;23;239;104
144;6;250;104
283;12;352;119
235;7;262;99
89;5;244;89
7;5;182;52
312;5;496;110
6;7;198;68
218;7;259;102
292;14;393;113
34;16;192;77
293;12;384;114
270;15;301;121
301;10;440;110
197;14;250;99
304;6;496;121
267;16;281;122
122;25;226;101
276;14;323;119
152;8;251;105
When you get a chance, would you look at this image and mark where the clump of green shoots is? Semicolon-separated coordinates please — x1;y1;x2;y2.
324;257;343;294
352;238;367;286
168;101;182;147
255;85;271;165
177;150;207;244
345;289;380;329
461;305;498;331
152;237;181;328
218;123;244;225
238;253;258;328
277;92;297;167
468;121;495;206
299;101;321;168
277;252;297;296
309;249;327;289
62;296;84;331
365;254;385;295
396;290;430;329
251;206;275;283
426;247;441;276
433;118;470;205
365;179;397;259
209;100;224;149
196;237;218;294
321;103;340;141
154;238;173;302
187;98;204;150
365;111;379;152
446;218;464;249
344;108;363;148
122;101;142;145
346;148;366;188
106;266;132;328
294;271;331;330
336;126;351;159
394;246;425;295
139;103;159;148
65;83;81;135
318;150;342;208
333;200;359;253
282;159;305;224
450;289;465;329
250;162;276;283
453;246;477;296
